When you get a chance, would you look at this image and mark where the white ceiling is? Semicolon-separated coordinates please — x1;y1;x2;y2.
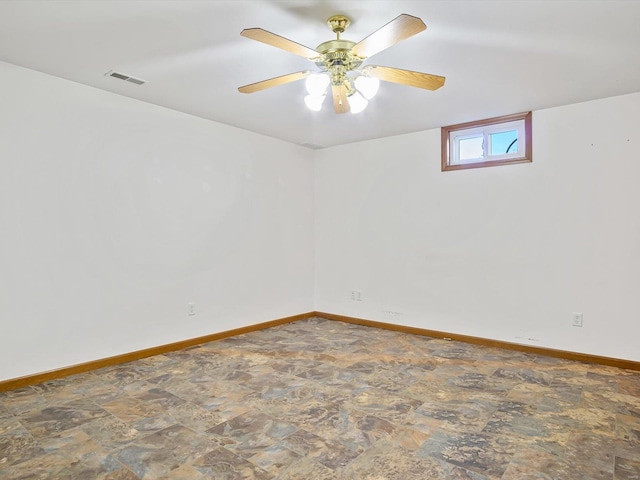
1;0;639;149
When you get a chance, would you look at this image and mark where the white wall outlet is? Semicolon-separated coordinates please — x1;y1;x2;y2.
571;312;583;327
187;302;196;316
350;290;363;302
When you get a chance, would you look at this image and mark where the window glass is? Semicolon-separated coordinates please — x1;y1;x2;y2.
489;130;518;155
459;136;484;162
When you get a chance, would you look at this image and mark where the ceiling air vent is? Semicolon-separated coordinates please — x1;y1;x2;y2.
105;70;147;85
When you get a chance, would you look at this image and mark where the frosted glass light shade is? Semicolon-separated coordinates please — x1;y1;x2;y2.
349;91;368;114
305;73;330;96
354;75;380;100
304;94;326;112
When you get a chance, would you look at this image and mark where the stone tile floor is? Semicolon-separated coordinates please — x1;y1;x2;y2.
1;317;639;479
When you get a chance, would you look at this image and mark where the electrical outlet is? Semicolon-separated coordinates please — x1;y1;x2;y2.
350;290;363;302
187;302;196;316
571;312;583;327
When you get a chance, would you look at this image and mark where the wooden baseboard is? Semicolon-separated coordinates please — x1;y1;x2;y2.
0;312;315;392
315;311;640;372
2;309;638;392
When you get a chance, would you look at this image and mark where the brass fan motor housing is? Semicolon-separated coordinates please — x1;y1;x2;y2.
315;17;363;76
314;39;363;71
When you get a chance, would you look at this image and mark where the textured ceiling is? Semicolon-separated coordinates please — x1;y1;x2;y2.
1;0;639;148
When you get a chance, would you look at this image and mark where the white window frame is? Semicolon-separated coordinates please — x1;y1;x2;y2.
442;112;532;171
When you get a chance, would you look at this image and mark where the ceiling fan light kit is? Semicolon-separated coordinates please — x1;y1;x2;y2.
305;73;331;96
354;75;380;100
239;13;445;114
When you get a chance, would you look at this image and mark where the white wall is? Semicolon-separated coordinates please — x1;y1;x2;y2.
2;60;638;383
0;61;315;381
315;92;640;362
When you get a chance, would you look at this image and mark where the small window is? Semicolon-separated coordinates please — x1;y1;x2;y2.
441;112;532;171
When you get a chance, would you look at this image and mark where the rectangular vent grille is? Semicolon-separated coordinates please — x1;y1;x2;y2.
105;70;147;85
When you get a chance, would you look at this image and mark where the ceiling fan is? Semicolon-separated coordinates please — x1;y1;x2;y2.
238;14;445;114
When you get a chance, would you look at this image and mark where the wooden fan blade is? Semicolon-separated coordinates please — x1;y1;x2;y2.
238;71;310;94
332;84;350;113
241;28;319;59
352;14;426;59
367;65;445;90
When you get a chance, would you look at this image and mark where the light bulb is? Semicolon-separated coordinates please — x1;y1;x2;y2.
354;75;380;100
348;91;368;114
305;73;330;96
304;94;326;112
